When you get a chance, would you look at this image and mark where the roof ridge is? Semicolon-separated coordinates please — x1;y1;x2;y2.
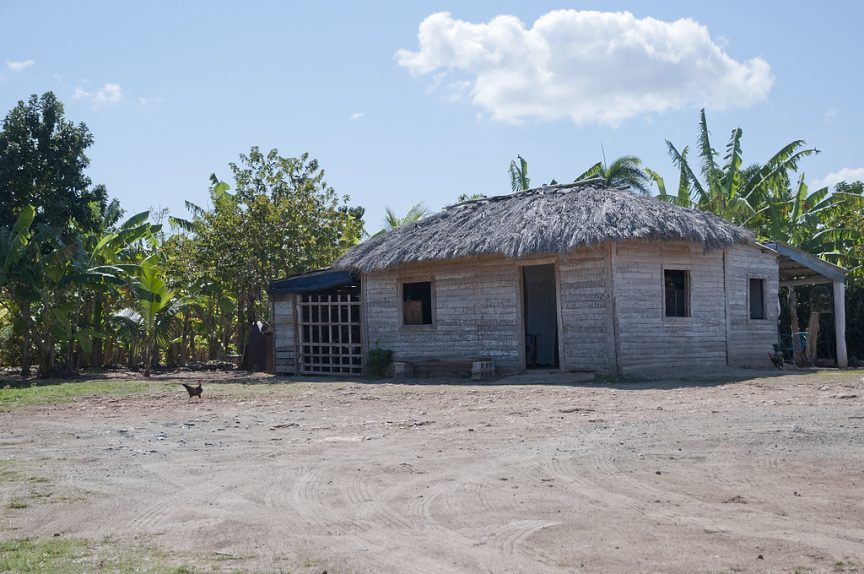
445;178;613;211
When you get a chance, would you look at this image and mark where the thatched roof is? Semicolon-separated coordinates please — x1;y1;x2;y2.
336;180;754;273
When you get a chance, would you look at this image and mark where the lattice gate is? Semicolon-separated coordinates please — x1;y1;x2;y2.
298;291;362;375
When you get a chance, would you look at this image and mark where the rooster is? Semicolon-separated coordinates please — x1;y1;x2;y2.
181;382;203;401
768;344;784;370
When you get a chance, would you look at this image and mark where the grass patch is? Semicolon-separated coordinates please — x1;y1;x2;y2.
0;380;162;412
7;498;28;509
0;376;319;412
0;461;23;483
0;537;197;574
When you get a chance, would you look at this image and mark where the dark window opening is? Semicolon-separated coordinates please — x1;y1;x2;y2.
403;281;432;325
664;269;690;317
750;278;766;319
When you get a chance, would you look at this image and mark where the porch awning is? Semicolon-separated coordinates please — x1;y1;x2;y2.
762;241;846;287
762;241;848;367
268;268;359;295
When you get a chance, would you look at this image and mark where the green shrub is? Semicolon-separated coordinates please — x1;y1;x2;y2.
366;344;393;378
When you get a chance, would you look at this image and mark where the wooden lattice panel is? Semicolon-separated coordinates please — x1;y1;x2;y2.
298;292;363;375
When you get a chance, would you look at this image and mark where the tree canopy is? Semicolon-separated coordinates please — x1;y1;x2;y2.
0;92;107;234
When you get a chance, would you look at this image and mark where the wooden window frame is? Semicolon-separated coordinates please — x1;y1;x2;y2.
399;276;436;329
662;266;691;319
747;276;768;321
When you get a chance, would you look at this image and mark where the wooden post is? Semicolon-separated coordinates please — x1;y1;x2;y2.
788;287;803;366
554;258;566;372
833;280;848;368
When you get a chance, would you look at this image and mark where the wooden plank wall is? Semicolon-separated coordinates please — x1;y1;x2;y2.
558;245;616;373
363;257;523;371
359;240;778;376
724;244;779;367
613;241;728;375
271;294;297;374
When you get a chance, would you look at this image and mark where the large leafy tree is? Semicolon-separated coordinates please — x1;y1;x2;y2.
0;92;107;234
174;148;365;364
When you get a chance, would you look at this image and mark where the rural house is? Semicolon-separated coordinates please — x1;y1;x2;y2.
270;180;847;377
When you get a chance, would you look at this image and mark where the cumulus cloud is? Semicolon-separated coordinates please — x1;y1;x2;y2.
73;82;123;109
349;112;365;120
396;10;774;125
6;59;35;72
813;167;864;190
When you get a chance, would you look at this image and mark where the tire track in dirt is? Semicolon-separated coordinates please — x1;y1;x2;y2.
480;519;562;554
291;467;363;535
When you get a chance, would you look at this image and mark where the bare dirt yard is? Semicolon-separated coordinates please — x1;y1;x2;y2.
1;369;863;573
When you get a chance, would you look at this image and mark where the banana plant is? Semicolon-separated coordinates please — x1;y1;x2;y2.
23;225;78;377
509;155;531;192
0;205;35;375
664;109;820;225
575;155;651;195
63;210;157;369
113;257;195;376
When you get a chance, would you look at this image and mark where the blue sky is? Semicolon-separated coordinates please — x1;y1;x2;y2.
1;1;862;233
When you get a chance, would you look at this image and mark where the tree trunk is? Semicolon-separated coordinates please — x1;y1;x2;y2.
240;293;257;370
91;294;104;368
188;316;197;362
20;298;32;377
805;312;821;365
143;338;151;377
38;336;54;378
179;315;189;367
788;287;805;366
65;299;78;375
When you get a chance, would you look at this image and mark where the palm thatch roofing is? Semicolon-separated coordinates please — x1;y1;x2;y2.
336;180;755;273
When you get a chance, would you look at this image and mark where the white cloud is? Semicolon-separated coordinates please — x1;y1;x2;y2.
813;167;864;190
6;59;35;72
349;112;365;120
73;82;123;109
396;10;774;125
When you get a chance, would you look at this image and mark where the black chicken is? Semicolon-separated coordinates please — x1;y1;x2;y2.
181;382;203;401
768;344;784;370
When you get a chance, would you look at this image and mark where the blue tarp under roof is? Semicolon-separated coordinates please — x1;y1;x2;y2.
268;268;359;295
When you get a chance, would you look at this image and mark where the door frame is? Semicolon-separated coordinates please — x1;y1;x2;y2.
518;258;566;372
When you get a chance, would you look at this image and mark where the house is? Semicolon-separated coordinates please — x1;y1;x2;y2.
269;180;847;377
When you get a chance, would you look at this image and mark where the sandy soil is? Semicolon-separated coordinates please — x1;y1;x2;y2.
1;369;863;573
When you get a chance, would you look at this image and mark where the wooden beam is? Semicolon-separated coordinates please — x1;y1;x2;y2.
553;258;566;372
780;277;835;287
834;280;848;368
766;241;846;282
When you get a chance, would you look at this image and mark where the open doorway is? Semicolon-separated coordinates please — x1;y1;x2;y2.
523;264;559;369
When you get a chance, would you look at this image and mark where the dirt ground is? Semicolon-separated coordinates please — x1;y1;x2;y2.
1;369;863;573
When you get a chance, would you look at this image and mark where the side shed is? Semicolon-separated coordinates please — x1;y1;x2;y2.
765;241;848;367
268;269;362;375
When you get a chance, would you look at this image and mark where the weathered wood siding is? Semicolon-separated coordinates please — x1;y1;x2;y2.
724;244;779;367
360;240;778;375
613;241;728;375
271;294;297;374
558;246;615;373
363;257;523;371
